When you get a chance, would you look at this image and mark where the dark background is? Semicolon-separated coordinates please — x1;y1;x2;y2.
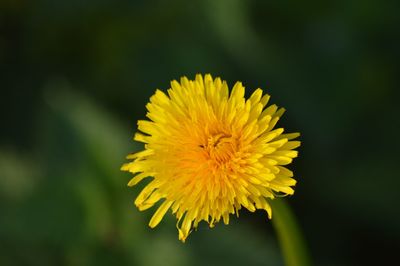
1;0;399;265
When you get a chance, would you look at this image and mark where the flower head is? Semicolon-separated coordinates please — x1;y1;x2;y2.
122;74;300;242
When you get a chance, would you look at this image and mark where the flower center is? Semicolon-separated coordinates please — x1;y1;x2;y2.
203;133;237;164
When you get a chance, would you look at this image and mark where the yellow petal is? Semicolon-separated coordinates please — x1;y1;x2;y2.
149;200;173;228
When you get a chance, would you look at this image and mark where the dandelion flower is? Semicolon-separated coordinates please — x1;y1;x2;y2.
121;74;300;242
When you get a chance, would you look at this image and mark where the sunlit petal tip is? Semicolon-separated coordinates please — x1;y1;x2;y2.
275;107;286;117
127;178;135;187
178;229;187;243
267;209;272;219
120;163;130;171
148;201;173;228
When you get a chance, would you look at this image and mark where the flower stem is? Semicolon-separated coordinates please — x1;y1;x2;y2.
271;199;311;266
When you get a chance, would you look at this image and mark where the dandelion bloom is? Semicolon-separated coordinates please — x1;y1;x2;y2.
121;74;300;242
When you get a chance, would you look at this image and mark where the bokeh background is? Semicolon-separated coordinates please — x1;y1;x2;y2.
1;0;399;265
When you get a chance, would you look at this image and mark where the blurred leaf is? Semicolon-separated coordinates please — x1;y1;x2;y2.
0;149;40;202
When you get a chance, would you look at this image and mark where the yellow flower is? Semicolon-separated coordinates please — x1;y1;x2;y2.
121;74;300;242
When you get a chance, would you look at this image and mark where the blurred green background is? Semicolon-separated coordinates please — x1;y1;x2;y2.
1;0;399;265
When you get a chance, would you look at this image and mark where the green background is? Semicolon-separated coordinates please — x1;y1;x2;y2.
1;0;399;265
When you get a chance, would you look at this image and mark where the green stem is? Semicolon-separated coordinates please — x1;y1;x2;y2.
271;199;311;266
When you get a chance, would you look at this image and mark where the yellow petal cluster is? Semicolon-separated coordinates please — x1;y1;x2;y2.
121;74;300;242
